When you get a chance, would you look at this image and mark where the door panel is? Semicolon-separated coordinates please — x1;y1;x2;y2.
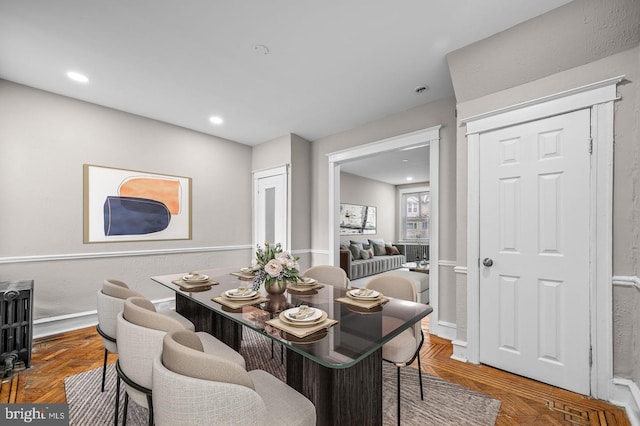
255;172;287;249
479;109;591;395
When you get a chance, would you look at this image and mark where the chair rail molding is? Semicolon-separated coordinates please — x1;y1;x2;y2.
0;244;252;264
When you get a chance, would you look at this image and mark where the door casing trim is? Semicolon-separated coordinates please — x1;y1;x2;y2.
462;76;623;399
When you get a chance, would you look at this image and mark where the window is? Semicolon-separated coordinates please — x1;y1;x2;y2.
399;189;429;241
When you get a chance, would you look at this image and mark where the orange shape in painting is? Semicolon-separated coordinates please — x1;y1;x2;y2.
119;177;181;215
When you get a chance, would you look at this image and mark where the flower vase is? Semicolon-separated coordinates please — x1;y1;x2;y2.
264;279;288;295
265;294;288;313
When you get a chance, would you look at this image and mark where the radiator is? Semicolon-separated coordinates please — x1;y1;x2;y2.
396;244;429;262
0;280;33;377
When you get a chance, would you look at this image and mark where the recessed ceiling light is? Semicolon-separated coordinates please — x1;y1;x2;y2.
253;44;270;55
209;116;224;125
66;71;89;83
406;177;413;181
402;159;409;163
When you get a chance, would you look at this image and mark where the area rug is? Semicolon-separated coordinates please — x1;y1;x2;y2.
65;330;500;425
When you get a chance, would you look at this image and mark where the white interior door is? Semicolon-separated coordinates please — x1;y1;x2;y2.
479;109;591;394
254;167;288;249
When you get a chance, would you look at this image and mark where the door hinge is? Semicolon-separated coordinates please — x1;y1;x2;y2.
589;138;593;154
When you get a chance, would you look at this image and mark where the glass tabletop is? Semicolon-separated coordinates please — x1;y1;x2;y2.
151;267;432;369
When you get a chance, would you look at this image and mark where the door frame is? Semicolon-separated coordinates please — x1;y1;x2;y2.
327;125;441;333
462;76;623;399
253;165;289;249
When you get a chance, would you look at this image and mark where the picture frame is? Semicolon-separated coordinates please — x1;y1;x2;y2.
83;164;192;243
339;203;376;235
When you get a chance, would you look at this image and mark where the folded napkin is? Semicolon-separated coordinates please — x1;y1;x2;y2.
286;283;325;292
335;296;389;310
266;317;338;339
212;295;269;310
287;305;315;320
172;279;218;290
230;271;255;281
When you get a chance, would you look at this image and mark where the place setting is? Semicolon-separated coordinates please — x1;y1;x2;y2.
171;272;218;292
336;287;389;310
266;304;337;338
212;285;269;309
229;267;256;281
285;276;324;293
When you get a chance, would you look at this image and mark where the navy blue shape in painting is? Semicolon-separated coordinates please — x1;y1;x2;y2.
103;196;171;236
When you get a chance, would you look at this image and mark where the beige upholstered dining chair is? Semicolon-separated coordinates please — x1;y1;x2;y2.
96;280;144;392
96;279;194;393
152;329;317;426
301;265;350;288
365;274;424;426
116;297;246;426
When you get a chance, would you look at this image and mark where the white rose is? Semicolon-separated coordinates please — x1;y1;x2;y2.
265;259;283;277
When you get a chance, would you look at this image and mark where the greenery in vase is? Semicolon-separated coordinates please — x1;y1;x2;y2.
251;242;301;291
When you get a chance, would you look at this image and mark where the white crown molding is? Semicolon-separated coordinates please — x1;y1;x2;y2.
0;244;252;264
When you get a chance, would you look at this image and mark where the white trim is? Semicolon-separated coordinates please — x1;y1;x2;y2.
464;77;621;399
438;259;456;268
252;164;289;179
437;320;457;340
327;125;442;335
454;266;468;275
33;297;175;339
0;245;252;264
613;276;640;290
253;165;289;249
397;185;429;242
611;378;640;426
451;340;468;363
462;76;624;134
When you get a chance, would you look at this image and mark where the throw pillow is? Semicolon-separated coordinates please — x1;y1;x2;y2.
385;245;401;255
350;240;370;250
368;239;386;256
359;249;371;259
349;242;363;260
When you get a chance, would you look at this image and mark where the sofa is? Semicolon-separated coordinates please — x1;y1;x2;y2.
339;239;406;280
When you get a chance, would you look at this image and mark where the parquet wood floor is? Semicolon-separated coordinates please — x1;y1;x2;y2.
1;319;630;425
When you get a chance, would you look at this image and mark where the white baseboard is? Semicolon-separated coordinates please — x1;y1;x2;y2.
33;297;175;339
611;378;640;426
451;339;468;362
436;320;457;341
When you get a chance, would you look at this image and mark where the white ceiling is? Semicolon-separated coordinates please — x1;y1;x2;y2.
341;145;429;186
0;0;572;148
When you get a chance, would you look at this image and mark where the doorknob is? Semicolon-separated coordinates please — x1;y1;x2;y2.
482;258;493;267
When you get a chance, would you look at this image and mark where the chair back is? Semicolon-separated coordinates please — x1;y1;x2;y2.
366;275;421;337
96;279;143;351
152;330;266;425
302;265;350;288
116;297;189;408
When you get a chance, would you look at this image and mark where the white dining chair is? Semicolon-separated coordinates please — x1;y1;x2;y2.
366;274;425;426
152;329;316;426
301;265;350;288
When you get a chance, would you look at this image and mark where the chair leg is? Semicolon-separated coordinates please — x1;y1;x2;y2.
123;392;128;426
417;353;424;400
101;349;108;392
114;374;120;426
396;366;401;426
280;344;284;364
146;394;154;426
271;340;274;359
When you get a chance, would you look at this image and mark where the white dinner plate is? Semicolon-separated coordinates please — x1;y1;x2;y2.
347;289;380;299
182;274;209;283
283;307;323;323
224;289;258;299
297;277;317;286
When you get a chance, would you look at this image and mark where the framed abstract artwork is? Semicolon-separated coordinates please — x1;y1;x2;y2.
83;164;192;243
339;203;376;235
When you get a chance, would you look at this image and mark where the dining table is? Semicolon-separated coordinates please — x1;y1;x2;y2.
151;267;432;426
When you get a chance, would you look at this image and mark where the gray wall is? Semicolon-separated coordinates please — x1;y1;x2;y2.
339;172;396;243
447;0;640;383
311;95;458;323
0;80;253;319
